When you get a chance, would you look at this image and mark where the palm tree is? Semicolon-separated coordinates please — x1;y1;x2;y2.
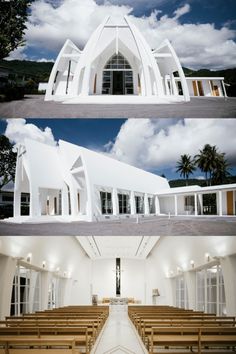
212;153;231;185
195;144;230;186
194;144;218;186
176;154;196;186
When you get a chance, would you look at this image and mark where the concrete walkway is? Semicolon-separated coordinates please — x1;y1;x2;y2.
1;215;236;236
0;95;235;118
91;305;147;354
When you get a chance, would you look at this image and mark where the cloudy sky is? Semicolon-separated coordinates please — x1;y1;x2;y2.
8;0;236;70
0;118;236;180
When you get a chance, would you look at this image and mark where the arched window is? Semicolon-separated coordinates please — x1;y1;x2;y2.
102;53;134;95
105;53;132;70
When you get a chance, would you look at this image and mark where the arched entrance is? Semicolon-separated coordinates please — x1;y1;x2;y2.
102;53;134;95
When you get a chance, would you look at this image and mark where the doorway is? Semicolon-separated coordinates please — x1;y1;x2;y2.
112;71;124;95
227;191;234;215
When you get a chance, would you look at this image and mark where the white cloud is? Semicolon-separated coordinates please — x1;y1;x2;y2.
173;4;190;20
106;119;236;170
9;0;236;69
5;119;57;148
7;46;28;61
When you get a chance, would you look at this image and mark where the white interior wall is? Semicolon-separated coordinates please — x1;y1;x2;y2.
91;258;146;303
0;236;92;319
145;236;236;315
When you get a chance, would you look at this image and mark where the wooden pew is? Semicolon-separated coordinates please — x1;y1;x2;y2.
148;326;236;354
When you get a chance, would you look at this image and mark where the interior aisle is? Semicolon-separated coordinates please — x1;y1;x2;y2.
91;305;148;354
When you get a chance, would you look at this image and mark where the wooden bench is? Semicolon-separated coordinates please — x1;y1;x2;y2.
148;326;236;354
0;336;82;354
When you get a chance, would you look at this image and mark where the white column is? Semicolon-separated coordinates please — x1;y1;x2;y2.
61;183;69;216
221;80;227;97
14;189;21;217
194;193;198;216
198;194;203;215
218;191;223;216
174;195;178;216
165;75;170;95
130;191;136;215
30;186;40;217
144;193;149;215
221;255;236;316
0;255;17;320
171;74;178;95
41;271;50;311
69;184;78;217
112;188;118;216
155;196;160;215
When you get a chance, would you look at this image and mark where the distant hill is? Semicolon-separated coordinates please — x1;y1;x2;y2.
169;176;236;188
0;59;236;95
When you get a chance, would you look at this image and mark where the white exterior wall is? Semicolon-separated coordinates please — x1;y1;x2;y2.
186;79;224;97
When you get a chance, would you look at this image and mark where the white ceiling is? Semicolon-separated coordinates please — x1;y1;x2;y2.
76;236;160;260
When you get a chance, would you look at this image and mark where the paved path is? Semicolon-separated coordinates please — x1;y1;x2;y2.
91;305;147;354
0;216;236;236
0;95;235;118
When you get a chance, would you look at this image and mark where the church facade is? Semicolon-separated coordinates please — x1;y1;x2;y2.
45;16;226;104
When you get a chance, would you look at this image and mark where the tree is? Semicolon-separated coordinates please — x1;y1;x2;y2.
212;153;231;185
195;144;230;186
0;0;33;60
176;154;196;186
0;135;17;190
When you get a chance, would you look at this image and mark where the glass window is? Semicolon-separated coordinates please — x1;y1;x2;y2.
176;276;188;309
100;191;113;214
48;277;62;309
118;193;130;214
196;264;226;316
184;195;194;212
148;197;156;214
105;53;131;70
135;195;144;214
11;265;41;316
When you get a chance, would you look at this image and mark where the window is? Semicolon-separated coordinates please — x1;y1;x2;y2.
2;195;14;202
105;53;131;70
118;193;130;214
48;277;62;309
176;275;188;309
11;265;41;316
203;193;216;215
148;197;155;214
100;191;113;214
196;264;226;316
135;195;144;214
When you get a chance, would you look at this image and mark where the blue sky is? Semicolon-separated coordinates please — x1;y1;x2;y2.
1;118;236;181
9;0;236;70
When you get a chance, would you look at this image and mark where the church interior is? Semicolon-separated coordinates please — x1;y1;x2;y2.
0;235;236;353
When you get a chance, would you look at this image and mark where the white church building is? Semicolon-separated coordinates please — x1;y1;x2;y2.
12;139;236;222
44;16;227;104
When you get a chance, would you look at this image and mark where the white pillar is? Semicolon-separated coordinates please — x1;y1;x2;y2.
171;74;178;95
69;184;78;217
221;255;236;316
218;191;223;216
0;255;17;320
165;75;170;95
61;183;69;216
174;195;178;216
14;189;21;217
155;196;160;215
112;188;118;216
144;193;149;215
130;191;135;215
194;193;198;216
41;271;50;311
221;80;227;97
30;186;40;217
198;194;203;215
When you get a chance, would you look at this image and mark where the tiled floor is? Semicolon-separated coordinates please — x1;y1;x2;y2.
91;305;148;354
